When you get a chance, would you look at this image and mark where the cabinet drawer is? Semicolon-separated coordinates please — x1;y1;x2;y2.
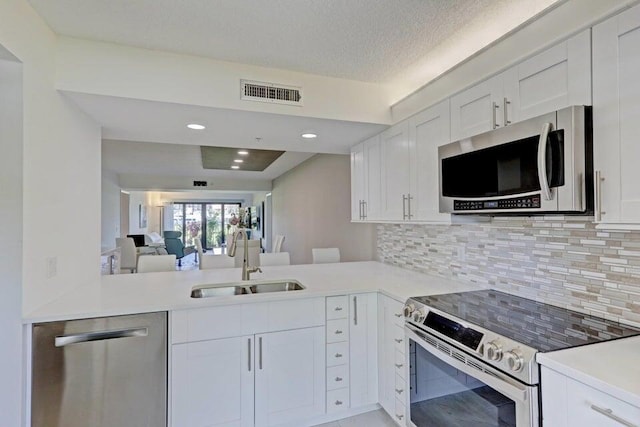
327;388;350;413
327;342;349;367
394;397;407;425
392;325;405;353
395;349;406;379
395;373;407;404
326;296;348;320
326;318;349;343
326;365;350;391
566;377;640;427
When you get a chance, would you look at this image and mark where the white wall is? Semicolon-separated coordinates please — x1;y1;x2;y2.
0;54;24;427
0;0;102;314
56;36;392;124
101;167;120;250
271;154;376;265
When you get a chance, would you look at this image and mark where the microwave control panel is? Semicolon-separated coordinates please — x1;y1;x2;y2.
454;195;541;211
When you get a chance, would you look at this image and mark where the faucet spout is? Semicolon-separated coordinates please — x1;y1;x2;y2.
227;228;262;281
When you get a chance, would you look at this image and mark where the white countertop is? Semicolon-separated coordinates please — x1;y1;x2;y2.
24;261;482;323
537;336;640;408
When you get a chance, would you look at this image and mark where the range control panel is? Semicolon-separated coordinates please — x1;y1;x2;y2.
454;195;541;211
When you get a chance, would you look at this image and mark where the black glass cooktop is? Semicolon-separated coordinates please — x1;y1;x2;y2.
412;289;640;352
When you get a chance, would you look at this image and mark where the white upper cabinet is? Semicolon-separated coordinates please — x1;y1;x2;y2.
409;99;451;223
451;30;591;142
450;74;504;141
504;29;591;124
350;135;381;221
380;121;411;220
593;4;640;226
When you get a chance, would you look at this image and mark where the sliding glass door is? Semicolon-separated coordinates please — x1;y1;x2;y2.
172;202;240;253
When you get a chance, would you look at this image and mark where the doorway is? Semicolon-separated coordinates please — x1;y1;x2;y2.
171;202;241;253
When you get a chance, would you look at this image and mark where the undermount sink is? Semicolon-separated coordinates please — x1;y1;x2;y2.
191;280;305;298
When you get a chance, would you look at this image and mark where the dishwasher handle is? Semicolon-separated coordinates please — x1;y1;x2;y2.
55;327;149;347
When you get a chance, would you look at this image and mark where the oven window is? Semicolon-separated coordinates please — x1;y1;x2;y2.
410;339;516;427
441;130;564;198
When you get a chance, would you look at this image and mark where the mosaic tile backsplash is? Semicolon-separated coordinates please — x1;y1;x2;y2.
377;217;640;327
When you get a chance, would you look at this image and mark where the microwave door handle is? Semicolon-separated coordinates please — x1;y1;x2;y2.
537;122;554;201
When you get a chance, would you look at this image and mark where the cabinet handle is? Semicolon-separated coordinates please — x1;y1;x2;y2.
595;170;606;222
362;201;367;219
407;194;413;219
335;400;343;406
335;330;343;335
335;377;343;382
248;338;252;372
394;313;403;318
402;194;407;220
335;353;343;358
395;363;404;368
590;404;638;427
395;388;404;394
334;306;343;311
353;296;358;326
258;337;263;370
492;102;499;129
360;200;365;220
503;98;511;125
395;338;403;343
396;414;404;420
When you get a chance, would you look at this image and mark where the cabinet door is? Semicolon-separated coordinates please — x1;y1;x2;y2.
380;121;411;220
450;74;503;141
350;143;365;222
593;4;640;224
504;29;591;124
349;293;378;408
409;99;451;223
254;327;325;427
364;136;382;221
172;336;254;427
377;295;404;417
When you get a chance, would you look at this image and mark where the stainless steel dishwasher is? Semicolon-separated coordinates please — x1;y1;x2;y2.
31;311;167;427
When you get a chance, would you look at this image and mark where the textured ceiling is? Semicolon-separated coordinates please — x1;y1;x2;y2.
27;0;559;84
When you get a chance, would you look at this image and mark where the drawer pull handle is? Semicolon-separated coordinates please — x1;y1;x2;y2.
396;414;404;420
335;353;343;358
335;330;343;334
394;313;402;318
394;338;403;343
590;404;638;427
335;400;343;406
395;363;404;368
334;307;343;311
335;377;343;382
395;388;404;394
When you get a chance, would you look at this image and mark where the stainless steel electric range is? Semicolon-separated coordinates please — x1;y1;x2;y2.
403;289;640;427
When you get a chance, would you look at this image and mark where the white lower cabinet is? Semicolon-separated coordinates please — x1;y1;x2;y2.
378;294;408;425
255;327;326;427
170;299;326;427
542;367;640;427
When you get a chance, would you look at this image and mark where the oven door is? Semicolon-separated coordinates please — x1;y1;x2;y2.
406;324;539;427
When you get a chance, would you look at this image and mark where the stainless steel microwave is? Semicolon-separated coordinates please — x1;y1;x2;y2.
439;106;592;215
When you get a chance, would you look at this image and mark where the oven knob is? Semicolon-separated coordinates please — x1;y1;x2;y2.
403;304;415;318
412;309;426;323
485;341;503;361
505;349;524;372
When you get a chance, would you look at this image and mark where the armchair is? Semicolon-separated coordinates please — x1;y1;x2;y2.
163;231;196;267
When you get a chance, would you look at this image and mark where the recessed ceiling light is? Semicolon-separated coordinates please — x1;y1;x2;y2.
231;165;240;169
238;150;249;155
187;123;205;130
234;159;244;163
301;133;317;139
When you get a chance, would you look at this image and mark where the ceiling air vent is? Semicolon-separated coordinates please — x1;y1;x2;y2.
241;80;303;106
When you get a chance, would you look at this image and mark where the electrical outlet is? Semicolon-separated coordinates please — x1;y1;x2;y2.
46;256;57;278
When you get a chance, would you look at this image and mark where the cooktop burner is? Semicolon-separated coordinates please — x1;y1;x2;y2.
412;289;640;352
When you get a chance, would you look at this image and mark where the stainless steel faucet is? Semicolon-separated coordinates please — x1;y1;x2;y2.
227;228;262;280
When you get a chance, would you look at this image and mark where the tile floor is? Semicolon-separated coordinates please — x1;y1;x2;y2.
315;409;397;427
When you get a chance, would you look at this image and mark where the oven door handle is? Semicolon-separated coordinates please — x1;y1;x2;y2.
406;324;529;402
537;122;554;201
